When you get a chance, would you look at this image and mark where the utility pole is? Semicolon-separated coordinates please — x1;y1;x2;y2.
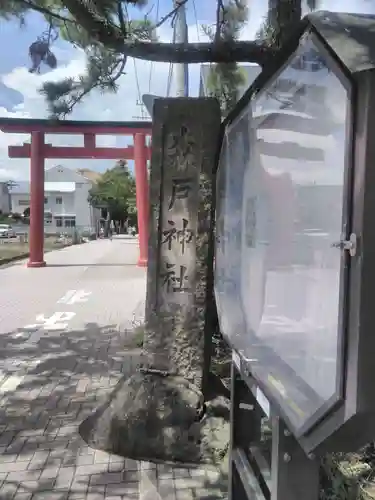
174;0;189;97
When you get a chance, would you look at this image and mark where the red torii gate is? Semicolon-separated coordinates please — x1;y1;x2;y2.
0;118;152;268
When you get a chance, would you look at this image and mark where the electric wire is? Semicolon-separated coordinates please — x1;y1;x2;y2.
132;58;144;118
192;0;211;96
148;0;160;93
191;0;200;42
166;20;176;97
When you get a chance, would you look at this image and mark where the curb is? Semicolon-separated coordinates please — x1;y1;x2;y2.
0;252;29;267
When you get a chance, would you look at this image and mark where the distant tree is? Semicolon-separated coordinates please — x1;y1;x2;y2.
11;212;22;221
23;207;30;218
88;160;136;223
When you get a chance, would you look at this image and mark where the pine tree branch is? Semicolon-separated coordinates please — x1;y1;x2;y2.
56;0;277;65
121;40;275;64
18;0;74;23
214;0;224;43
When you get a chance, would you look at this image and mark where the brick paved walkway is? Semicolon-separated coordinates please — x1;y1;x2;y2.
0;237;228;499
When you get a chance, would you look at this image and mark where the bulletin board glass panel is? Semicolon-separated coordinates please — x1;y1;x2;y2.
215;34;351;433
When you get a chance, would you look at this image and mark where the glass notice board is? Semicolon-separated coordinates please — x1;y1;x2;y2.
215;34;351;433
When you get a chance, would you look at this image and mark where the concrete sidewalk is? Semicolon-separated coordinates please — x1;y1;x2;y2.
0;237;227;499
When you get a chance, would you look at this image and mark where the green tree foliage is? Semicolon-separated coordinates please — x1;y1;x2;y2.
23;207;30;218
88;160;136;222
204;0;247;116
203;0;321;116
257;0;319;48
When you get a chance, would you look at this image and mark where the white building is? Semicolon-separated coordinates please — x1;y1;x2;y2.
10;165;101;231
0;182;10;214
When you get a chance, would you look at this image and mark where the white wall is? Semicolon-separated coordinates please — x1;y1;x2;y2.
45;165;98;229
11;193;30;215
44;192;75;216
74;181;93;227
10;166;99;231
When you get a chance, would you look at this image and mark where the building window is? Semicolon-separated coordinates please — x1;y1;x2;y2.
18;199;30;206
44;197;48;204
64;217;76;228
44;212;52;224
56;197;62;204
55;217;63;227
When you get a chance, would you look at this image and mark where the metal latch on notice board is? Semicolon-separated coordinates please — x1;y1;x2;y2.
331;233;357;257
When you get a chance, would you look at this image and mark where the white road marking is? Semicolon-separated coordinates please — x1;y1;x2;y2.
138;462;162;500
57;289;92;305
0;375;24;395
23;312;76;331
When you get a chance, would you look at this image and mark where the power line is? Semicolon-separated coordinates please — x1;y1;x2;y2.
166;61;174;97
166;20;176;97
148;0;160;93
133;58;142;105
191;0;200;41
173;0;189;97
132;58;147;119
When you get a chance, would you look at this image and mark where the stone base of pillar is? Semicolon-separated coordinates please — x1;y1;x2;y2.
79;371;230;465
27;260;46;268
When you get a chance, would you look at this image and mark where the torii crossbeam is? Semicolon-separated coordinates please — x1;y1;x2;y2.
0;118;152;268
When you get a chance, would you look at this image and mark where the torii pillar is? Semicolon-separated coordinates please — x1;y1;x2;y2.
134;133;149;267
27;131;46;268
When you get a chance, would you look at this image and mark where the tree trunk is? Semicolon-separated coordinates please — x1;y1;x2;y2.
268;0;302;48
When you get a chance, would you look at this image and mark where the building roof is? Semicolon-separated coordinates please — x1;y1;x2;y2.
45;182;76;192
307;10;375;75
10;181;76;194
76;168;102;183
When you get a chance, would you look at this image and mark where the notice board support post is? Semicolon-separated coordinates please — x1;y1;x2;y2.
229;358;320;500
271;415;320;500
229;362;262;500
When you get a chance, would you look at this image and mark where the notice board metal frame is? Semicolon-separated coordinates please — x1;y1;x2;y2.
229;352;320;500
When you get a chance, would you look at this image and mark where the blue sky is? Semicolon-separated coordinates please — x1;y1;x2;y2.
0;0;373;180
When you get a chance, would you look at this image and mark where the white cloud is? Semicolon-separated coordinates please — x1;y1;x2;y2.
0;24;204;181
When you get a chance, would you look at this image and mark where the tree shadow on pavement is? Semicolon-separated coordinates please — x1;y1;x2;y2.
0;321;142;499
75;312;230;499
0;319;229;499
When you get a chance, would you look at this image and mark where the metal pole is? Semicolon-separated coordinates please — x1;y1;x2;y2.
174;0;189;97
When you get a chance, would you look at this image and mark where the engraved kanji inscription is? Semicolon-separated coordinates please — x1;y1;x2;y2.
162;218;194;254
169;178;193;210
166;125;195;171
160;263;191;293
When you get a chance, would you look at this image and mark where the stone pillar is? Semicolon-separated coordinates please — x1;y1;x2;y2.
143;98;221;389
80;98;224;465
134;133;149;267
27;131;46;268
